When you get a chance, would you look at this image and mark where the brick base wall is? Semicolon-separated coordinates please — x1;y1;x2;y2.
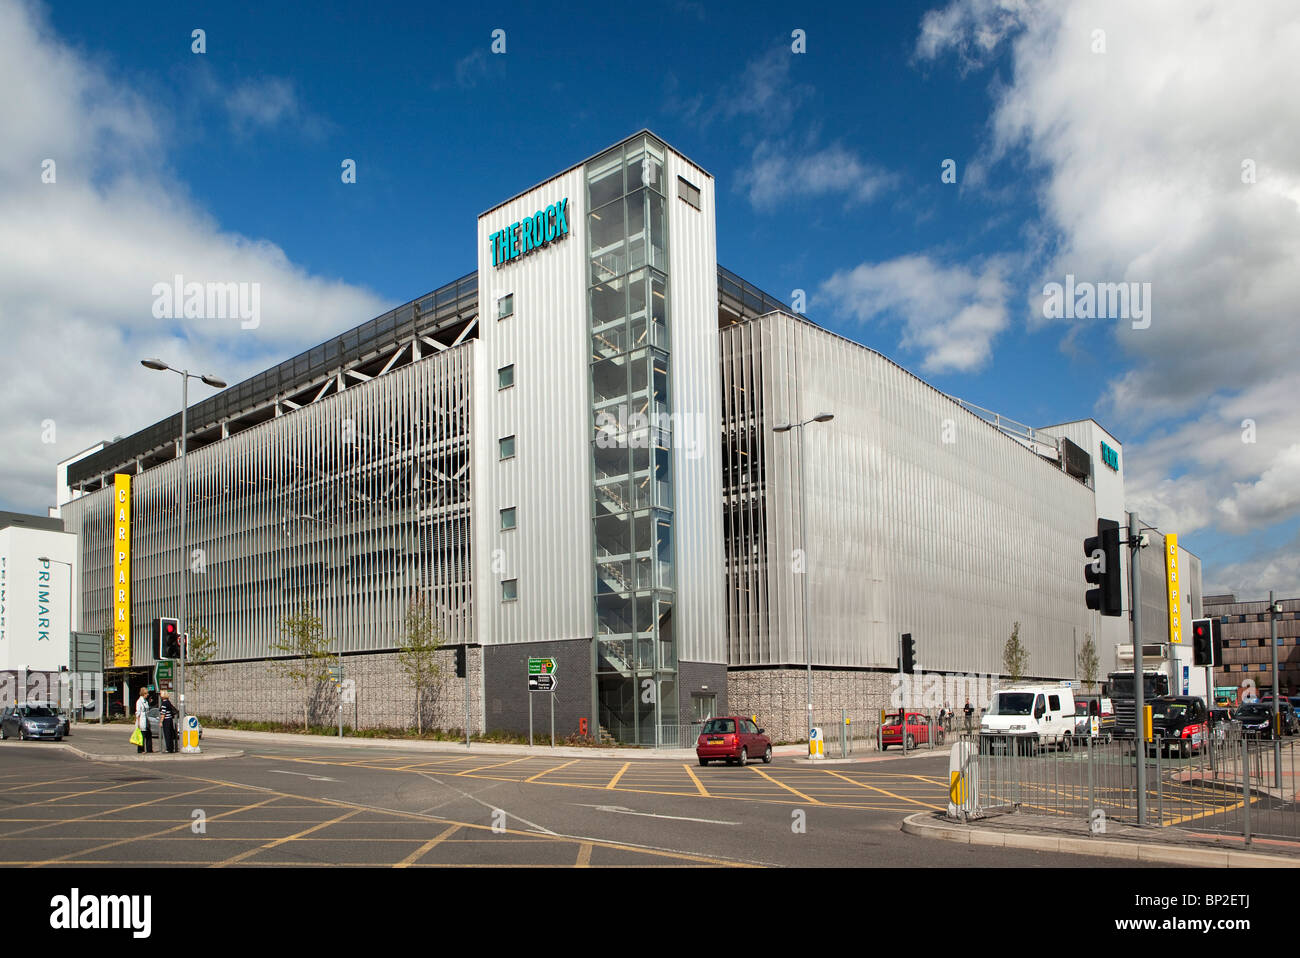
184;646;483;734
726;668;898;743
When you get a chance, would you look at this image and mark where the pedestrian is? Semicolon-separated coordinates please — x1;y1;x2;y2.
159;690;179;753
963;698;974;734
134;688;153;754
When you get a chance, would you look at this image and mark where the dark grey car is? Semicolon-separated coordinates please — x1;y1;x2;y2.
1;705;65;741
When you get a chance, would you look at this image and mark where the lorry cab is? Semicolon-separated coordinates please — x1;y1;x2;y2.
980;682;1077;753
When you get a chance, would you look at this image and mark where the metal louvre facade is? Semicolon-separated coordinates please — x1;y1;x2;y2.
62;346;474;662
720;313;1096;678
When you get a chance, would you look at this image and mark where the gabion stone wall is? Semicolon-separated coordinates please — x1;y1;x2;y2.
185;646;482;734
726;669;898;743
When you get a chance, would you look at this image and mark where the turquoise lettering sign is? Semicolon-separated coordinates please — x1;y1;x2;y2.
1100;441;1119;471
489;198;570;267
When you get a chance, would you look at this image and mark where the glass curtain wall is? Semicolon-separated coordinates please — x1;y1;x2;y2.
587;135;677;745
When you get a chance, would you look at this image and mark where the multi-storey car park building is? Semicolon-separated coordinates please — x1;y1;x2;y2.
56;131;1203;743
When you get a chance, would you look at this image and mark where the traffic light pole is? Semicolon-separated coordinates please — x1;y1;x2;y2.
1272;590;1281;783
1130;511;1146;828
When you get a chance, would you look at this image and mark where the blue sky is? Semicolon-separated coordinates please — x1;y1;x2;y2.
3;0;1298;597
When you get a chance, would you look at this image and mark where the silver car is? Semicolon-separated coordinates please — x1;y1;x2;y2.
1;705;64;741
146;707;201;742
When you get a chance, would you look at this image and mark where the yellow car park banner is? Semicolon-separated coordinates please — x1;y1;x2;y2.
113;473;132;668
1165;533;1182;645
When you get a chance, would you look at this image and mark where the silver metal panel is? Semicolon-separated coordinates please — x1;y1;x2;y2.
722;313;1098;679
664;149;725;666
474;166;593;647
61;347;474;662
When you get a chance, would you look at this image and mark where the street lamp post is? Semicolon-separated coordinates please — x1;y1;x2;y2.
773;411;834;749
141;360;226;740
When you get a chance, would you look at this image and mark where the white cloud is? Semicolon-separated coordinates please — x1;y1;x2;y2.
818;255;1011;373
1204;537;1300;600
0;1;388;514
738;140;896;209
225;76;300;132
917;0;1300;587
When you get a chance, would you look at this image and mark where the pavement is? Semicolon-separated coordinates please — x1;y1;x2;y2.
903;808;1300;867
0;723;244;763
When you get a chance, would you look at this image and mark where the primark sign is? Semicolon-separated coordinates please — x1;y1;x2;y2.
489;197;569;267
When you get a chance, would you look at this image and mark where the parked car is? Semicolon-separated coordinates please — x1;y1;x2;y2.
881;711;942;750
25;701;70;736
146;708;202;743
696;716;771;766
0;705;65;741
1146;696;1209;758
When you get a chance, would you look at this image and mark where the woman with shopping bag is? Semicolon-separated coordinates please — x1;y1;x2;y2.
133;689;153;754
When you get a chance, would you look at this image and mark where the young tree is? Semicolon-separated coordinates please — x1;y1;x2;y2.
1078;632;1100;693
184;625;218;712
397;596;444;734
1003;621;1030;682
271;603;335;731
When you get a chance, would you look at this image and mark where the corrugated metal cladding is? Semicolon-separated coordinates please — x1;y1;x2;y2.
721;313;1097;678
663;148;725;666
473;166;593;646
62;347;474;662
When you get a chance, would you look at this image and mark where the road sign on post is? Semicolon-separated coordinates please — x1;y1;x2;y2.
528;674;556;692
528;658;557;675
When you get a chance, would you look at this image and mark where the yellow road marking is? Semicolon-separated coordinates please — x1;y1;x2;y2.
816;768;944;811
215;808;362;867
749;767;823;805
455;756;535;776
24;796;280;866
576;842;593;867
526;760;578;782
683;764;710;797
606;762;631;789
395;824;461;867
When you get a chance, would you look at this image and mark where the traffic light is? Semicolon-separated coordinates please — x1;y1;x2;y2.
454;645;466;678
901;633;916;675
1083;518;1122;617
1212;618;1224;666
153;617;180;660
1191;618;1214;666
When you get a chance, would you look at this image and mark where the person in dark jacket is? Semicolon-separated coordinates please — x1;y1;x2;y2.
159;690;180;753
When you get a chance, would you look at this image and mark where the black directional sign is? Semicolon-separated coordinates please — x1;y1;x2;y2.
528;674;556;693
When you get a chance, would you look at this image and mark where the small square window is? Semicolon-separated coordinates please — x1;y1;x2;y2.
677;176;701;210
498;435;515;460
500;507;517;531
498;294;514;320
502;578;518;602
498;364;515;389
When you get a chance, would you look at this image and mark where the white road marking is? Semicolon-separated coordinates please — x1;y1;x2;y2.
269;770;339;782
571;803;740;825
416;773;558;836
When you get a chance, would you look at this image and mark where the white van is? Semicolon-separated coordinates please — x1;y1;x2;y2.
980;682;1077;753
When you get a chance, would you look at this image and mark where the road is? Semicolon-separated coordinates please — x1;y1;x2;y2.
0;733;1164;867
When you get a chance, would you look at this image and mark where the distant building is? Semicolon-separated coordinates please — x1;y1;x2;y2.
1204;593;1300;697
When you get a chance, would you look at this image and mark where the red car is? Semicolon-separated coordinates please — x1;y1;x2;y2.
880;711;942;750
696;716;773;766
